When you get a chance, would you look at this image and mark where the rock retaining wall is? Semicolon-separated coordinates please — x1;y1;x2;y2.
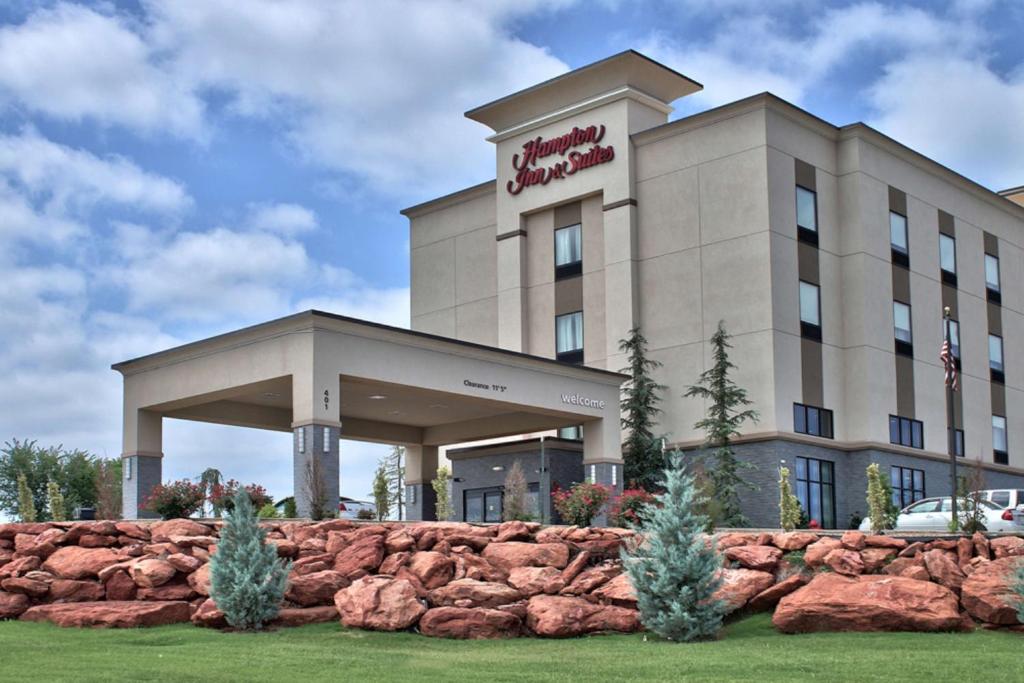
1;521;1022;636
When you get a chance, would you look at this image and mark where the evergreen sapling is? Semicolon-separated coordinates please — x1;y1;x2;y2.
46;481;66;522
372;461;390;521
432;466;453;521
209;489;290;630
16;472;35;523
865;463;890;534
619;327;667;491
778;467;800;532
623;456;725;642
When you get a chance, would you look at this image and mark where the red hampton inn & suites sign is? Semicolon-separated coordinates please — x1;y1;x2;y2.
506;124;614;195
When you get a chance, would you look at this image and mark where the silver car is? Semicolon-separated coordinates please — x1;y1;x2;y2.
858;496;1023;533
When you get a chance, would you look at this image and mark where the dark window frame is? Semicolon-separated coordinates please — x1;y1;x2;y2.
893;300;913;357
989;333;1005;384
796;185;819;245
555;310;584;364
985;253;1001;304
889;414;924;450
939;233;958;287
795;456;836;529
553;223;583;281
891;465;926;509
993;414;1008;465
793;403;834;439
890;211;910;268
799;280;822;341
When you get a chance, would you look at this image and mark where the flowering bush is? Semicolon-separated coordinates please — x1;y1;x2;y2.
144;480;205;520
609;488;656;528
209;479;273;514
553;482;612;527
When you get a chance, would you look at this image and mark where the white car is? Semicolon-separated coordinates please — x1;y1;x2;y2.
978;489;1024;511
858;496;1024;533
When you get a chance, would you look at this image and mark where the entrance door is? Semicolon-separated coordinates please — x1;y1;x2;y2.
464;487;503;523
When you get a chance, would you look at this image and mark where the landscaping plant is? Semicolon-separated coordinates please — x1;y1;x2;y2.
502;460;532;521
619;327;667;491
209;480;272;514
16;472;35;522
552;481;611;527
865;463;891;534
385;445;405;521
198;468;224;517
372;461;390;521
143;479;205;520
283;497;298;519
0;439;113;519
432;466;453;521
778;466;800;532
210;489;291;630
258;503;279;519
623;455;724;642
94;458;122;520
609;488;655;528
684;321;759;528
303;456;330;521
46;480;66;521
952;457;987;533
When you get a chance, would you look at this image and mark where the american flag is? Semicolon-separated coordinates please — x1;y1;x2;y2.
940;339;959;391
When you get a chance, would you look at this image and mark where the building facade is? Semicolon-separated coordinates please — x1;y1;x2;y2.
403;50;1024;528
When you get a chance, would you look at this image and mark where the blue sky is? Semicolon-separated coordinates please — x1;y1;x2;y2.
1;0;1022;508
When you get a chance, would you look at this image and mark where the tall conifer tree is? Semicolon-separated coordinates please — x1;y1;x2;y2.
684;321;759;527
619;327;667;490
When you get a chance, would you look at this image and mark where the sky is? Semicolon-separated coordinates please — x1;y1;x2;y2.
1;0;1022;508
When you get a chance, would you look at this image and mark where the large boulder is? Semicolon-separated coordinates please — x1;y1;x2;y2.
824;548;864;576
150;519;211;543
990;536;1024;559
0;591;31;619
131;559;177;588
42;547;119;580
560;562;620;596
495;521;533;543
803;538;842;568
50;580;105;602
285;570;350;607
482;542;569;572
773;574;961;633
190;598;227;628
187;563;211;596
922;549;965;591
771;532;818;551
972;532;990;560
860;547;897;573
864;535;907;550
104;571;137;601
525;595;639;637
419;606;521;639
0;556;41;578
1;577;49;598
427;578;521;609
407;552;454;590
840;531;866;550
333;535;386;578
274;606;340;628
960;557;1023;625
507;566;565;597
748;573;809;612
724;545;782;572
14;529;64;558
712;568;775;613
591;573;636;608
334;576;426;631
20;601;191;628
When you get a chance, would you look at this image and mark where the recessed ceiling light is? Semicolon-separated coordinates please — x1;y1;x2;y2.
368;394;387;400
491;465;505;472
428;403;448;409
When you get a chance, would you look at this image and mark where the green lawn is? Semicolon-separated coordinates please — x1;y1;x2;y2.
0;614;1020;682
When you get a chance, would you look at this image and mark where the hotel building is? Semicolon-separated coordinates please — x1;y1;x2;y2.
403;50;1024;528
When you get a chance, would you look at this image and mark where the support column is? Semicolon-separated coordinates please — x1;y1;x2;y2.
122;408;163;520
292;424;340;518
582;417;624;526
404;445;439;521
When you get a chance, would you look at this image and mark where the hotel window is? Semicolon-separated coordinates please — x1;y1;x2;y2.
558;425;582;440
796;185;818;244
795;456;836;529
555;311;584;364
990;334;1005;384
893;301;913;356
939;234;957;286
944;318;960;360
985;254;1001;304
889;415;924;449
993;415;1008;465
793;403;834;439
890;211;909;267
891;466;925;509
554;223;582;280
799;281;821;341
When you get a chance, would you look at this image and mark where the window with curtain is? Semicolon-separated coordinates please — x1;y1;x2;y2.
796;186;817;236
893;301;913;354
944;318;960;359
939;234;957;282
993;415;1008;463
990;334;1004;373
554;224;582;279
555;311;583;363
890;212;909;267
985;254;1000;291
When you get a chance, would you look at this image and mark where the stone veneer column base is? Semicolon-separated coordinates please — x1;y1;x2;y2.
585;461;623;526
293;424;340;518
122;454;162;520
405;482;438;521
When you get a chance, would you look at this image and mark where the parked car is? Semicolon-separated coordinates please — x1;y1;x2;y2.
858;496;1024;533
977;489;1024;510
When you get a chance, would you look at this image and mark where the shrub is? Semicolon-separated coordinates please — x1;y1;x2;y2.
778;467;800;532
144;480;205;520
46;481;66;522
866;463;891;534
609;488;656;528
209;480;272;514
210;489;291;630
257;503;279;519
16;472;35;522
283;498;297;519
372;462;389;521
356;508;375;520
553;482;611;527
432;466;452;521
502;460;532;521
623;456;724;642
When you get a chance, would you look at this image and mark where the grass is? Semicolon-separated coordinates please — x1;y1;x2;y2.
0;613;1020;682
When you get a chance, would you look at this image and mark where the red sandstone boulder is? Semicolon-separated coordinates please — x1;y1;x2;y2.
334;576;426;631
972;532;990;560
1;577;49;598
0;555;41;578
427;578;521;608
78;534;117;548
333;535;385;578
150;519;211;543
419;606;521;639
803;538;842;568
20;600;191;628
269;539;298;558
560;551;590;584
957;537;974;567
114;522;150;540
50;579;105;602
190;598;227;628
0;591;31;618
187;563;211;596
138;584;197;601
922;549;965;591
104;570;137;601
507;566;565;597
716;533;757;550
990;536;1024;559
725;545;782;571
824;548;865;576
840;531;866;550
482;542;569;572
274;606;339;627
285;570;350;607
860;547;897;573
712;568;775;613
131;559;177;588
526;595;639;637
408;552;454;590
561;562;620;596
960;557;1023;625
42;547;119;580
495;521;533;543
771;532;818;551
452;552;507;583
773;573;961;633
14;529;64;558
591;572;636;608
379;552;410;576
748;573;809;611
384;530;415;554
882;557;922;577
899;541;925;558
167;554;202;574
864;535;907;550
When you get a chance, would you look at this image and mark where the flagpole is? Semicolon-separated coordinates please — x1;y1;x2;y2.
944;306;958;531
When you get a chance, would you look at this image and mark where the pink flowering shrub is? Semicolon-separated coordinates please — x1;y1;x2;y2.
553;482;612;527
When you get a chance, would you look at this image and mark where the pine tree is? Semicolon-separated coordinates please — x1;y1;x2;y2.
384;446;405;521
432;466;452;521
209;489;290;630
16;472;36;522
46;481;66;522
778;467;800;531
623;455;725;641
199;468;224;517
372;461;389;521
684;321;759;527
619;327;667;491
502;460;530;521
866;463;890;534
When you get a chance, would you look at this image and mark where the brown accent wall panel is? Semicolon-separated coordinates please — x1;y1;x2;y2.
941;285;958;318
983;231;999;255
889;187;907;215
553;202;581;229
938;210;956;237
800;338;824;407
988;303;1003;335
992;385;1006;417
892;266;911;303
953;392;964;431
895;355;916;417
797;242;820;284
985;227;1005;457
554;274;583;316
795;159;816;190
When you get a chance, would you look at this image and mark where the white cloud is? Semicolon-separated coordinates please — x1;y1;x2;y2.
247;202;318;235
0;2;203;137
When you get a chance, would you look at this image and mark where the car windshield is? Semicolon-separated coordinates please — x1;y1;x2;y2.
904;500;940;513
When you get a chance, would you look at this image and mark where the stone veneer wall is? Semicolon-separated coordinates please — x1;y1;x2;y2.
1;520;1022;635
